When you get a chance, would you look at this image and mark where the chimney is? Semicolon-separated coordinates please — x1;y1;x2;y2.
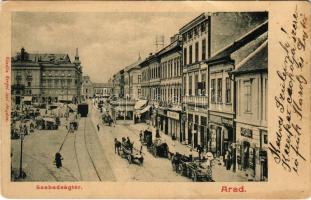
21;47;25;61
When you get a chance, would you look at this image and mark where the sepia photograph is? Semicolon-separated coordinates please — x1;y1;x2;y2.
9;11;270;183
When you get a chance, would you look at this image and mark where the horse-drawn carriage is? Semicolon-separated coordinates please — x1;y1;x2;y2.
141;129;169;158
102;113;113;126
171;153;213;182
148;138;169;158
119;138;144;165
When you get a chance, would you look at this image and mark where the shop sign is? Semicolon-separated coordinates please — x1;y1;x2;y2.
221;117;233;127
241;127;253;138
210;115;222;124
167;111;179;120
158;109;165;116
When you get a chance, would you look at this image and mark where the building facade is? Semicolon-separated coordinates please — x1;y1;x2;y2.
11;47;83;105
180;13;210;148
157;35;183;141
93;82;113;97
81;75;94;99
232;41;268;181
124;56;142;100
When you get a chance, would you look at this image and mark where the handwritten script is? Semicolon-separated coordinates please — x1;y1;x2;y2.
269;6;308;175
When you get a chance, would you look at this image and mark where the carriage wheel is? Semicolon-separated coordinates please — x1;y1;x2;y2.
128;155;132;164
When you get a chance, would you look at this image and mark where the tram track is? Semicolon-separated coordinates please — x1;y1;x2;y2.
82;117;102;181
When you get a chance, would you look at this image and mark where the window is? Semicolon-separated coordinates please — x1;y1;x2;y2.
201;73;206;96
138;89;141;96
195;42;199;62
183;76;187;95
211;79;216;103
189;75;192;96
184;48;187;66
194;27;198;36
195;74;199;96
27;81;31;87
217;78;222;103
188;31;193;40
201;22;206;32
245;83;252;112
226;77;231;103
138;75;141;83
202;39;206;61
189;45;193;64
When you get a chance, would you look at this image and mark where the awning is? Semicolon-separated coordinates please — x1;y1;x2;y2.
136;105;151;115
169;105;182;112
134;99;148;110
58;95;73;102
22;96;32;102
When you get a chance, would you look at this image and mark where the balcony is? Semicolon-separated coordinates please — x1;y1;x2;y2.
183;95;208;106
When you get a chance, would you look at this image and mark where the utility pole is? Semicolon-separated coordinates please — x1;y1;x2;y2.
19;131;25;179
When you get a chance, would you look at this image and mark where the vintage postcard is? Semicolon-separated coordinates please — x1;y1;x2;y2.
0;1;310;199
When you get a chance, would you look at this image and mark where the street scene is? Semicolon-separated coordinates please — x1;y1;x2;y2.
11;12;268;182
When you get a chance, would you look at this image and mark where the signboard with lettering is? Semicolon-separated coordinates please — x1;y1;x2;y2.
221;117;233;127
241;127;253;138
167;111;179;120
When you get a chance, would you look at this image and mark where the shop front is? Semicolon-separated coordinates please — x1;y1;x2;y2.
235;125;266;181
158;108;168;135
209;115;234;158
167;110;181;141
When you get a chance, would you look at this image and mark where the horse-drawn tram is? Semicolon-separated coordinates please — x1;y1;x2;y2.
119;138;144;165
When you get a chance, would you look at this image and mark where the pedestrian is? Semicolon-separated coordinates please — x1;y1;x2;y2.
114;138;121;155
197;145;203;160
55;152;63;168
126;137;132;153
225;150;230;170
139;130;143;142
97;124;100;132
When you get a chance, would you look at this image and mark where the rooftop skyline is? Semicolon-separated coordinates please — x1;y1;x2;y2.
12;12;199;83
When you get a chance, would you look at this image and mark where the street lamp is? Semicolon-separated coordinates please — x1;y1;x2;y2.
19;130;26;179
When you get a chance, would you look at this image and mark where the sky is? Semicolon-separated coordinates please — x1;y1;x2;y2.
12;12;199;83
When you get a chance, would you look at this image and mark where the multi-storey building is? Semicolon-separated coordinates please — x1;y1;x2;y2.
180;13;210;148
124;56;142;100
157;34;183;141
112;72;121;97
231;40;268;181
11;47;83;105
207;20;268;174
93;82;113;97
139;53;161;126
81;75;94;99
181;12;268;150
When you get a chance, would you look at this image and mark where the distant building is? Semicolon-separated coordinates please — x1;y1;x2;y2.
124;55;143;100
11;47;83;105
93;82;113;97
81;75;94;99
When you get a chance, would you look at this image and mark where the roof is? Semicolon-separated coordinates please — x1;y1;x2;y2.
179;12;210;34
124;58;143;72
93;82;113;88
231;41;268;75
14;53;71;63
208;20;268;65
157;39;182;58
